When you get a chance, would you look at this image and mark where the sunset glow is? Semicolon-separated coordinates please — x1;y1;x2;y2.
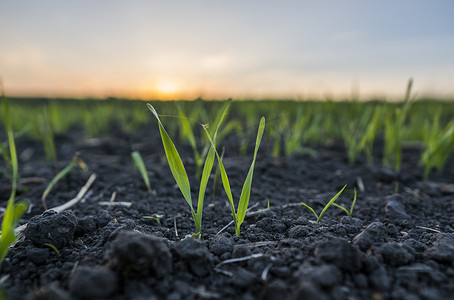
156;82;177;94
153;82;179;100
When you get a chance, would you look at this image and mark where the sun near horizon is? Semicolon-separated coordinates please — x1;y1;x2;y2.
154;81;179;100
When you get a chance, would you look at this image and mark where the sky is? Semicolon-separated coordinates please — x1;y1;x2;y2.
1;0;454;100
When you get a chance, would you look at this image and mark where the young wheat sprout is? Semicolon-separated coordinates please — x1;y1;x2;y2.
203;117;265;236
301;185;346;223
0;98;28;269
148;103;228;238
332;188;357;217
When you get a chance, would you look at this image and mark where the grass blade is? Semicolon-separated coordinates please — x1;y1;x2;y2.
149;102;230;236
148;104;193;210
0;97;28;268
236;117;265;228
202;114;265;236
41;157;77;210
0;201;27;264
148;104;197;225
195;135;216;233
0;141;11;171
42;107;57;162
2;100;18;194
332;203;350;216
178;106;203;178
177;105;198;150
300;202;319;221
44;243;61;256
331;188;356;217
195;114;227;233
212;147;225;202
131;151;153;193
202;122;238;228
203;104;236;217
317;185;346;222
350;188;357;216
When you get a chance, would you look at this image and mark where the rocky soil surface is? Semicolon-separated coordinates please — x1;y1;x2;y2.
1;125;454;300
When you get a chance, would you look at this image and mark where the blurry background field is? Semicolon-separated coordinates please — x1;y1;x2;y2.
2;91;454;179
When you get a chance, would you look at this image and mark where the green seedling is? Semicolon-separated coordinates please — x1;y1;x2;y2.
177;105;204;178
284;106;318;158
301;185;347;223
177;100;208;143
383;79;413;171
41;153;88;210
0;123;30;179
0;86;13;179
28;106;57;162
420;111;454;178
394;182;400;194
143;214;163;227
0;200;27;269
258;200;270;212
0;140;11;180
270;112;288;158
340;103;382;165
302;110;324;146
131;151;153;193
148;103;228;238
359;107;382;165
41;107;57;162
216;120;246;155
203;117;265;236
44;243;61;256
332;188;357;216
177;101;233;179
0;97;28;270
342;122;363;164
212;147;225;203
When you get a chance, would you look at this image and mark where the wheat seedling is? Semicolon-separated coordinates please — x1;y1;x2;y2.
203;117;265;236
0;97;28;269
131;150;153;193
301;185;346;223
148;103;228;238
332;188;357;217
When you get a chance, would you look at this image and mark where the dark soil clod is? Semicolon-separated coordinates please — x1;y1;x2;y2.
23;210;78;249
68;266;119;299
108;230;172;278
315;238;364;272
175;237;213;277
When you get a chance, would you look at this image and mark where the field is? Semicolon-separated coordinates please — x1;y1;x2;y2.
1;96;454;299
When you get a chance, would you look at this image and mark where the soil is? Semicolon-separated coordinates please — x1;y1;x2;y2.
1;123;454;300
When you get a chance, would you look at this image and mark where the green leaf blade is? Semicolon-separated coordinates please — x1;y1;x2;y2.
318;185;347;222
301;202;319;222
131;151;152;193
159;119;193;207
237;117;265;226
350;188;357;216
332;203;350;216
202;122;237;224
42;158;77;202
195;104;229;234
148;104;192;208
